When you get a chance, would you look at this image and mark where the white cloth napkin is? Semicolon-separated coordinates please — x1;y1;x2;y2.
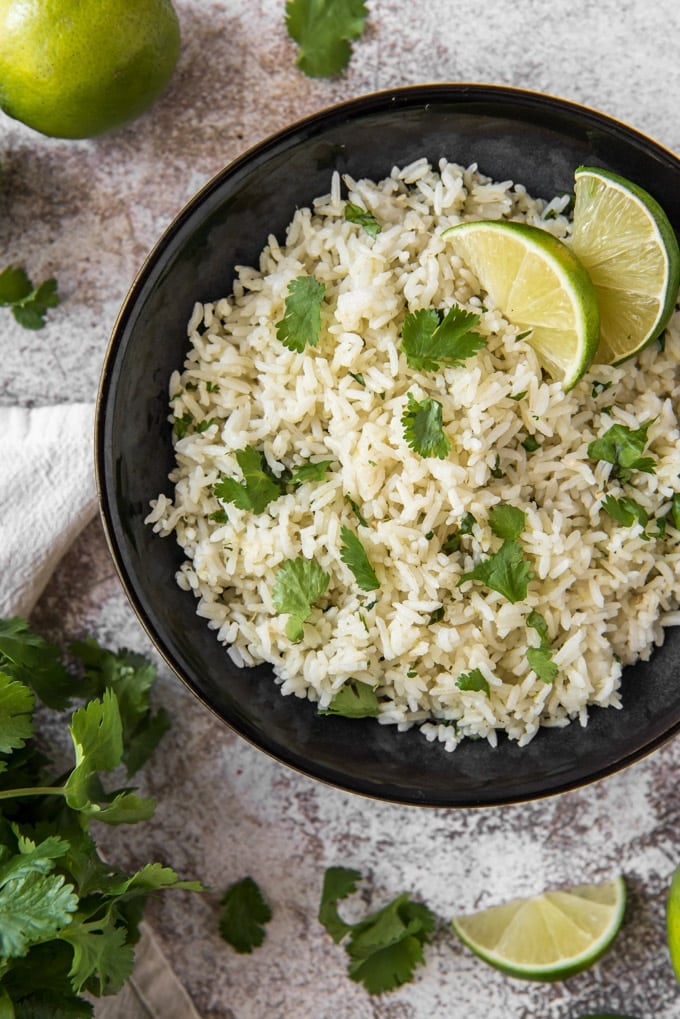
0;402;201;1019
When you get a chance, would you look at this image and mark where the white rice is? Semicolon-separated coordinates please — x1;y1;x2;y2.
146;159;680;752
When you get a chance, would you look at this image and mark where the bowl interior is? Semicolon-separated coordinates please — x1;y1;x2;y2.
97;84;680;807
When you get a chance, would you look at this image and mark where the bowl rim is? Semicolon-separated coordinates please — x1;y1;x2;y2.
96;81;680;808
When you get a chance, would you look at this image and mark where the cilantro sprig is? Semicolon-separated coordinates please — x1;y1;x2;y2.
321;679;380;718
457;505;534;603
402;392;451;459
272;557;330;641
0;619;202;1014
339;526;379;592
285;0;368;77
587;420;656;482
219;877;272;954
601;494;650;535
345;202;381;238
401;306;484;372
455;668;490;696
526;610;558;683
276;275;326;351
0;265;59;329
214;448;333;516
318;867;435;995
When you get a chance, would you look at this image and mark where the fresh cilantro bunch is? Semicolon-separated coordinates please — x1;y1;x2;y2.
318;866;435;994
285;0;368;77
0;618;202;1015
0;265;59;329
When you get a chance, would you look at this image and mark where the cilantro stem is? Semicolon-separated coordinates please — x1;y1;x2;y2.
0;785;66;800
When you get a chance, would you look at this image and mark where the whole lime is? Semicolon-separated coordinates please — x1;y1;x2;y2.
0;0;181;139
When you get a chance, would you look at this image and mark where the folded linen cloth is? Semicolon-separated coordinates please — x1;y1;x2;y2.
0;402;201;1019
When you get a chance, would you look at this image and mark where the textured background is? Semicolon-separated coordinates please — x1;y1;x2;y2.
3;0;680;1015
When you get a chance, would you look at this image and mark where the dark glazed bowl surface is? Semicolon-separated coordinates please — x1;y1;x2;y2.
96;84;680;807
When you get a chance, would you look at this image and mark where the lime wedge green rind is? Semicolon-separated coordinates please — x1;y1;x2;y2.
452;876;626;982
570;165;680;365
444;220;600;391
666;864;680;982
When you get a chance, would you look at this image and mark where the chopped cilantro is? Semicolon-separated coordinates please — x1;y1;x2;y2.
526;610;558;683
209;508;229;524
455;668;490;695
344;202;381;238
442;533;461;554
458;540;534;604
587;420;656;481
285;0;368;77
219;877;272;954
290;459;334;486
340;526;379;591
345;494;369;527
195;418;215;433
318;866;435;995
602;494;649;533
488;505;525;542
206;380;220;393
321;679;380;718
591;380;613;399
276;275;326;352
460;512;476;534
214;447;283;514
348;370;366;386
509;391;527;402
173;413;193;439
428;606;445;624
272;557;330;642
515;328;533;341
490;455;504;479
0;265;59;329
521;434;540;453
402;392;451;459
401;305;484;372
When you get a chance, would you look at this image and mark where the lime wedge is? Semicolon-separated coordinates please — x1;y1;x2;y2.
666;864;680;981
570;166;680;364
452;875;626;981
445;220;600;390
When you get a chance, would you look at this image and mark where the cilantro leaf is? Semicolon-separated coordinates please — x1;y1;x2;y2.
345;494;369;527
458;540;534;603
0;617;75;711
318;868;435;995
214;447;284;515
321;680;380;718
401;306;484;372
318;866;361;943
455;669;490;695
488;505;525;542
59;918;134;996
0;266;59;330
344;202;381;238
526;610;558;683
602;494;650;533
339;526;379;592
290;459;334;486
402;392;451;459
587;420;656;481
272;557;330;642
276;275;326;351
218;877;272;954
68;641;170;778
0;673;35;754
0;871;78;959
285;0;367;77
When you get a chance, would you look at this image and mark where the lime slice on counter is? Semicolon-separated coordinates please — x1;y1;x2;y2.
445;220;600;390
451;875;626;981
666;864;680;981
570;165;680;364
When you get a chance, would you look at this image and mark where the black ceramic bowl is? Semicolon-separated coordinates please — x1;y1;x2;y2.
96;83;680;808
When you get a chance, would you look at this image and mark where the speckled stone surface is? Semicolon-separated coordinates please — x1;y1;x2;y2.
5;0;680;1015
